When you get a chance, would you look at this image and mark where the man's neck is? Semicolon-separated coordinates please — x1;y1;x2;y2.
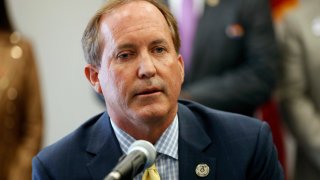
110;114;177;144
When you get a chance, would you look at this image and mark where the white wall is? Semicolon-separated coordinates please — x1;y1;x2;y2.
7;0;105;146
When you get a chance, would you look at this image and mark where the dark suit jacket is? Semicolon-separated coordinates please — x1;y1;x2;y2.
167;0;279;116
32;100;283;179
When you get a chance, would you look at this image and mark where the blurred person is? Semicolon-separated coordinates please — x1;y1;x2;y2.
32;0;283;179
0;0;44;179
277;0;320;179
166;0;279;117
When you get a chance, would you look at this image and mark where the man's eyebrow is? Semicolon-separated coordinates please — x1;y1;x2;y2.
150;39;169;46
116;43;137;50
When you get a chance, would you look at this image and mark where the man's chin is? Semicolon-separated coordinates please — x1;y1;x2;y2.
131;104;170;120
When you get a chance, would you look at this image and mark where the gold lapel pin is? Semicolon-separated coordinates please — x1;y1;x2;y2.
195;163;210;177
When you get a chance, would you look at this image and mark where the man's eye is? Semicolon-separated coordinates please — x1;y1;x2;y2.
117;52;133;60
153;47;166;54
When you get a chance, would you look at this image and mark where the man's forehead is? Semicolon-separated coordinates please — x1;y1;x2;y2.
100;1;170;40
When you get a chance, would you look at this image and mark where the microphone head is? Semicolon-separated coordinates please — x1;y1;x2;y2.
128;140;156;168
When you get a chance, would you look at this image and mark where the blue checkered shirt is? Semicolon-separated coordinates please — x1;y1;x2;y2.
110;115;179;179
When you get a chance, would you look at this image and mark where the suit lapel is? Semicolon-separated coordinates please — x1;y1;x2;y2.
85;113;123;180
178;103;216;179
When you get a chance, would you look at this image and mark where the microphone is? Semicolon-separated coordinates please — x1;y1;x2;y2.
104;140;157;180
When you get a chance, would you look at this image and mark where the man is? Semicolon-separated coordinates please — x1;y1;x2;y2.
32;0;283;179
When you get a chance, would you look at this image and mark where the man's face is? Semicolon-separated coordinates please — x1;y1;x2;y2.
97;1;184;126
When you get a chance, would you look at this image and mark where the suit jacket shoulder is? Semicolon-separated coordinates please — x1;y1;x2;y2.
33;112;123;180
178;100;283;179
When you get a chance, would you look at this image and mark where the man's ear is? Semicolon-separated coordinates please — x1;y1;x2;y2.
84;64;102;93
177;54;185;83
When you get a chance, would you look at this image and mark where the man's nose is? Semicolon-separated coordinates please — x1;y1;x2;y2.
137;52;157;79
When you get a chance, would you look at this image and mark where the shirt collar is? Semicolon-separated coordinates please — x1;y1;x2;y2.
110;115;179;160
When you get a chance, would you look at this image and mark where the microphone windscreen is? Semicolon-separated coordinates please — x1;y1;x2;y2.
128;140;156;168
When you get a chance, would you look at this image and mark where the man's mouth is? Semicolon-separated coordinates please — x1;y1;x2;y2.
136;87;162;96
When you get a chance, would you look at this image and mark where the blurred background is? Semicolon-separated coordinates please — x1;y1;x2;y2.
7;0;105;146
